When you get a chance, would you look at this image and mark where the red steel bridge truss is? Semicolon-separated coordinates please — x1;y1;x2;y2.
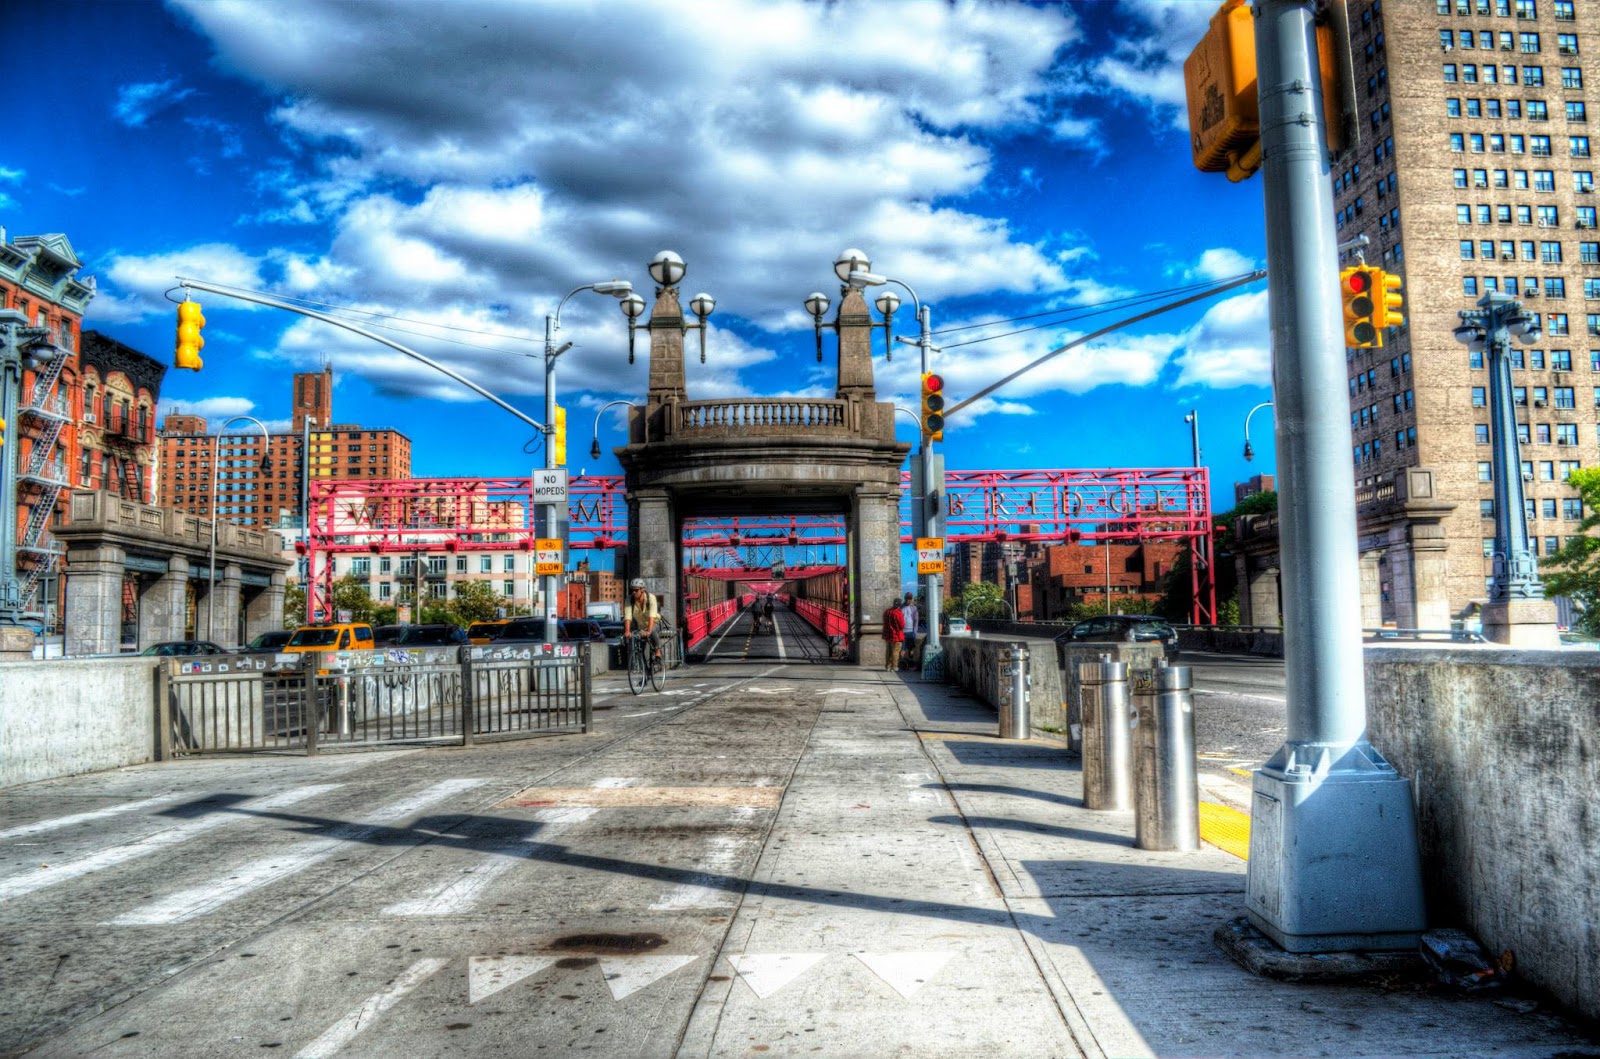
301;468;1215;622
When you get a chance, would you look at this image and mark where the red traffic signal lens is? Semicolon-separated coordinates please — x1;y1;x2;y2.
1347;270;1371;294
924;374;944;393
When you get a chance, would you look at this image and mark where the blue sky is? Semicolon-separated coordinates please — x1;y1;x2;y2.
3;0;1276;514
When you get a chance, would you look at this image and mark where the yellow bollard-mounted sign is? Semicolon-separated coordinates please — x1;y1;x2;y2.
1184;0;1258;178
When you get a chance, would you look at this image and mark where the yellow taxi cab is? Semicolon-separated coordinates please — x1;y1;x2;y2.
283;622;375;653
466;620;509;645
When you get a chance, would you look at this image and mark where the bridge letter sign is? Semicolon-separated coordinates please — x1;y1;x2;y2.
536;539;564;576
916;537;945;575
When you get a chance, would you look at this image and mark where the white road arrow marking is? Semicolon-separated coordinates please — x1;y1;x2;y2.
746;685;796;696
468;955;556;1005
599;954;698;1000
726;953;827;999
819;688;867;696
852;951;953;999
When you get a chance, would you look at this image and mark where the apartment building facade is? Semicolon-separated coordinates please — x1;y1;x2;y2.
1237;0;1599;629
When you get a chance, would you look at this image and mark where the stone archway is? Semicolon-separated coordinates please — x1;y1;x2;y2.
612;271;907;667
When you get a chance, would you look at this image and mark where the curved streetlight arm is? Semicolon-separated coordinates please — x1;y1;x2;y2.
589;399;637;459
1243;401;1275;461
176;277;545;433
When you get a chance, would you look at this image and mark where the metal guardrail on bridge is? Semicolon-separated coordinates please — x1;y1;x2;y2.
158;643;591;756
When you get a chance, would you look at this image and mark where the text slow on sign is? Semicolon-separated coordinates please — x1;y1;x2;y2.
536;539;563;576
916;537;946;575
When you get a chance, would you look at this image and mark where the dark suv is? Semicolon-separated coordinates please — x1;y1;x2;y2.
391;623;469;647
1056;615;1179;661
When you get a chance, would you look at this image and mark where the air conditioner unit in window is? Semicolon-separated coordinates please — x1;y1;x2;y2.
1558;437;1572;444
1526;288;1541;297
1535;398;1549;406
1580;186;1594;193
1502;251;1516;260
1523;472;1536;481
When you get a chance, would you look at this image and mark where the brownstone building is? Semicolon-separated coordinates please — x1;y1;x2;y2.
1236;0;1600;630
156;368;411;530
1028;540;1181;621
1;231;97;619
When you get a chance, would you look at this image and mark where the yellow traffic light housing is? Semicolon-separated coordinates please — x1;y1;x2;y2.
174;300;205;370
921;373;945;442
1341;266;1382;348
1184;0;1258;178
553;404;567;465
1377;270;1404;332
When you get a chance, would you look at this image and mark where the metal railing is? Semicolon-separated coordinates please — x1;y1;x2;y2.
159;644;591;756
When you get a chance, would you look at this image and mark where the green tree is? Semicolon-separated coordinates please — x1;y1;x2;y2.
449;580;502;625
1541;468;1600;635
958;581;1008;619
330;574;378;625
283;583;306;629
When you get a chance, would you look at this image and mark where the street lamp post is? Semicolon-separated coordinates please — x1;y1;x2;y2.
1243;401;1274;462
836;250;944;679
543;280;636;643
1183;409;1202;467
0;309;55;634
1453;293;1560;646
588;399;638;462
209;415;271;643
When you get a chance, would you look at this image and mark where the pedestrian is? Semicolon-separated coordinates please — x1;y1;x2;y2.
881;597;905;671
899;592;920;670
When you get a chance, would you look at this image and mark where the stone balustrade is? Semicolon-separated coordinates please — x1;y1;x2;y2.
676;398;850;436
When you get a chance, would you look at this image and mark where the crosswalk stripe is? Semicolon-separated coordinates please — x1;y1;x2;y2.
110;779;487;925
0;785;342;902
468;955;554;1004
0;793;189;841
726;953;827;999
294;958;449;1058
649;833;746;911
382;807;595;917
853;951;952;998
601;953;698;1000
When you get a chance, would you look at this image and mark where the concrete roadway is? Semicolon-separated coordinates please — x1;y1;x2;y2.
4;622;1592;1058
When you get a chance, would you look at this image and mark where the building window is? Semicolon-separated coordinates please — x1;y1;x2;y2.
1557;33;1578;56
1524;66;1545;87
1568;102;1588;123
1554;349;1574;370
1445;64;1459;83
378;582;391;600
379;556;392;574
1547;278;1567;298
1519;33;1540;55
1472;386;1488;407
1564;499;1583;521
1550;314;1570;335
503;555;515;573
479;556;492;573
1447;98;1463;118
1476;424;1492;444
1481;499;1495;520
503;581;515;597
455;556;467;573
1465;276;1480;296
1558;423;1580;444
1529;100;1549;122
1562;67;1583;90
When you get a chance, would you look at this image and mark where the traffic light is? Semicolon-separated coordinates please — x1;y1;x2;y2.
174;300;205;370
0;414;6;452
1377;269;1404;332
921;373;945;442
553;404;567;465
1341;266;1381;348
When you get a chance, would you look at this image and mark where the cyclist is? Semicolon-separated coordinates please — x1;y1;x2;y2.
623;578;661;664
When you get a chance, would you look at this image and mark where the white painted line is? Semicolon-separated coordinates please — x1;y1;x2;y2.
726;953;827;999
649;834;745;911
294;957;449;1057
600;953;698;1000
704;608;745;660
853;951;953;998
592;777;641;788
774;612;787;661
0;793;189;841
110;779;486;925
0;785;341;902
468;955;554;1005
382;807;594;917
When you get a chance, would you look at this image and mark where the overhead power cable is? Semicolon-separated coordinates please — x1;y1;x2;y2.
928;273;1254;337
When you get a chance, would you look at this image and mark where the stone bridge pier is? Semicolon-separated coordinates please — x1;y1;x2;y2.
614;256;909;666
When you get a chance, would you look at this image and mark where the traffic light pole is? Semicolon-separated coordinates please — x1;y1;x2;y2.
1244;0;1424;953
917;304;944;681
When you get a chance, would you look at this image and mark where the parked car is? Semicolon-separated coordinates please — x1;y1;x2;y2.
1055;614;1179;661
371;624;405;647
594;620;625;645
283;623;376;653
466;620;509;645
139;640;228;657
491;617;603;643
390;623;468;647
237;630;293;653
945;618;970;635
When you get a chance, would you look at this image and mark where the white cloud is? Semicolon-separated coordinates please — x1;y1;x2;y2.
0;166;23;184
156;395;258;424
92;243;270;324
1190;247;1257;281
1171;290;1270;389
113;79;196;127
1091;1;1215;126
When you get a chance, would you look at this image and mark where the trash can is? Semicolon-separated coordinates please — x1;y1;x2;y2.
996;642;1030;740
1080;658;1133;811
1132;664;1199;851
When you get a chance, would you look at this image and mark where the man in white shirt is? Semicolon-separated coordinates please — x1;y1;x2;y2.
624;578;661;661
899;592;920;670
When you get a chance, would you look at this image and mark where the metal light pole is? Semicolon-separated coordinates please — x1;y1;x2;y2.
300;415;316;598
839;253;944;680
543;281;634;643
1454;293;1559;647
1243;401;1274;462
0;309;45;630
1184;409;1202;467
1244;0;1425;954
209;415;271;643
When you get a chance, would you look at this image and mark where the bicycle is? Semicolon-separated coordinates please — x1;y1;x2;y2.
626;633;667;694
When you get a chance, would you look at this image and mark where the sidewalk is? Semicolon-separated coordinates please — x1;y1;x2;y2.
687;668;1597;1059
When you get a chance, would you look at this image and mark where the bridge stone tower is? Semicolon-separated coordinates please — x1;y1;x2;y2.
615;254;908;666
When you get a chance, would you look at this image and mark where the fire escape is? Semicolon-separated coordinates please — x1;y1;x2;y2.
15;326;73;615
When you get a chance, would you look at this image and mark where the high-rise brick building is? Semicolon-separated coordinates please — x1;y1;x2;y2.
1237;0;1600;629
156;368;411;530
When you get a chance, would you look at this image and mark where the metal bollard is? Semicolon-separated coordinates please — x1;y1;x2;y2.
1132;664;1199;851
997;642;1030;739
1080;658;1133;811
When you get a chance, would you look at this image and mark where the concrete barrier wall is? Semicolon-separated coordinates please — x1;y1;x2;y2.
1176;626;1285;657
1364;648;1600;1022
1;658;161;788
941;635;1066;735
